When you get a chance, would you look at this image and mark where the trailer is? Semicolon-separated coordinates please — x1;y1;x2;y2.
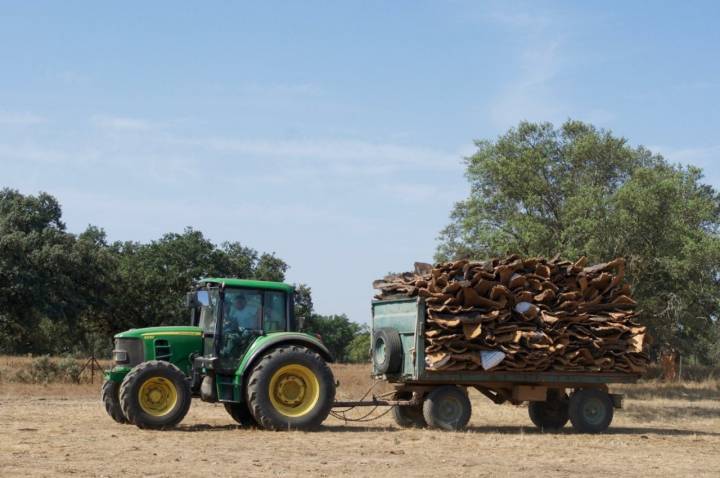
364;297;640;433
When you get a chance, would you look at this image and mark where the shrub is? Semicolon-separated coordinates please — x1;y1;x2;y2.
58;356;83;383
27;355;60;384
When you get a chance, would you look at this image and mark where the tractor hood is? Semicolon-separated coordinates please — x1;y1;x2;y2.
112;326;203;375
114;325;202;340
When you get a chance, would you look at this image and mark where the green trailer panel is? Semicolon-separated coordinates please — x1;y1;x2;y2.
371;299;423;379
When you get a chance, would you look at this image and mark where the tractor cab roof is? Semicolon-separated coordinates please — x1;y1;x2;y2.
198;277;294;293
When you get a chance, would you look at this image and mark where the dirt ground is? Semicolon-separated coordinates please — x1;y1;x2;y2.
1;363;719;477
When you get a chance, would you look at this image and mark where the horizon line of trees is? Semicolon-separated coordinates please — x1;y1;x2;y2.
0;188;369;361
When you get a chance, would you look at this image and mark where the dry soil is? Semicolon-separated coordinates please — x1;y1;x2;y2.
1;362;719;477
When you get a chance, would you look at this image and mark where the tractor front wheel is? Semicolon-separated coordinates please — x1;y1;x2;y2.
119;361;192;430
246;345;335;430
101;380;128;424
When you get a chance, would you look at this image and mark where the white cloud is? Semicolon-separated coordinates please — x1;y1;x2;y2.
176;137;462;174
380;182;444;204
57;71;91;86
482;5;615;130
0;111;47;126
0;143;78;164
92;115;164;132
239;82;323;97
650;144;720;186
483;5;570;129
484;10;552;30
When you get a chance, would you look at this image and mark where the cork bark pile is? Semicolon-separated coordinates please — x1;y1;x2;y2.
373;255;649;374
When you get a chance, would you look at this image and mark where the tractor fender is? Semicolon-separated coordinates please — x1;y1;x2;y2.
236;333;334;380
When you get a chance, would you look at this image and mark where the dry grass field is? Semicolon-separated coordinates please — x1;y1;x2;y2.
1;357;719;477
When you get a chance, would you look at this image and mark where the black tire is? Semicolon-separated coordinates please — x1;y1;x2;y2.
246;345;335;430
373;328;403;374
119;361;192;430
224;402;257;427
569;388;614;434
391;390;426;428
528;390;569;431
422;386;471;431
101;380;128;424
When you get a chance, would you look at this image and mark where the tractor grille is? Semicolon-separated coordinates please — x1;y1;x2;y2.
113;338;144;367
154;339;172;361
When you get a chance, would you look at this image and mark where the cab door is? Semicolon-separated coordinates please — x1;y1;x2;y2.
217;288;288;370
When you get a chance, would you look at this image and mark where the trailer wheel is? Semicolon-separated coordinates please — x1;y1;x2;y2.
569;388;614;433
224;402;257;427
101;380;128;424
246;345;335;430
391;391;426;428
423;386;471;431
119;361;192;430
528;390;569;431
373;328;403;374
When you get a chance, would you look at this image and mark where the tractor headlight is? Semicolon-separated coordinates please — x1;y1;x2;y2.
113;350;129;364
113;338;144;367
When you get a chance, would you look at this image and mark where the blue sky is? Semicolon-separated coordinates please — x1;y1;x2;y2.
2;1;719;324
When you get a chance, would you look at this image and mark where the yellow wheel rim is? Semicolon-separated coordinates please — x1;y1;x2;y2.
268;364;320;418
138;377;178;416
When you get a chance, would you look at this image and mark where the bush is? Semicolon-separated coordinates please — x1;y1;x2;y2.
58;356;83;383
346;332;371;363
22;355;60;384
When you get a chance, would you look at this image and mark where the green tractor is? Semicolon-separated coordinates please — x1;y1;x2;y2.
101;278;336;430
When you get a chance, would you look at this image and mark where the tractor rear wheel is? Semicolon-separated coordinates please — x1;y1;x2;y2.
101;380;128;424
246;345;335;430
224;402;257;427
119;361;192;430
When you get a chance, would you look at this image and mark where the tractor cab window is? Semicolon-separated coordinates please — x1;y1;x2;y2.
198;288;220;334
224;289;262;331
264;291;287;333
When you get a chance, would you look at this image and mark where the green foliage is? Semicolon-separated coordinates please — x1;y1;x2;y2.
304;314;361;362
20;355;60;384
58;355;83;383
12;355;84;383
437;120;720;363
0;189;290;355
293;283;314;321
346;325;371;363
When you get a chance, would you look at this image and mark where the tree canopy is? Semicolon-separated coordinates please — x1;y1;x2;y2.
0;188;290;355
437;120;720;363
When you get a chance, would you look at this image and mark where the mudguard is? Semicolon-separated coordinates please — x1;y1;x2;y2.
236;332;334;378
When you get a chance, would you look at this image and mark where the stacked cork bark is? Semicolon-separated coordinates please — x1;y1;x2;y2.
373;255;648;374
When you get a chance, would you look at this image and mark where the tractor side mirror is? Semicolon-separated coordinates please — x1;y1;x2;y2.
297;316;306;331
186;290;210;308
196;290;210;306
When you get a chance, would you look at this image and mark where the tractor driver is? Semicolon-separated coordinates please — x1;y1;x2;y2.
221;293;261;357
225;294;261;331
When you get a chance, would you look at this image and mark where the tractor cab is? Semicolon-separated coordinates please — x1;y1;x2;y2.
187;278;297;373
